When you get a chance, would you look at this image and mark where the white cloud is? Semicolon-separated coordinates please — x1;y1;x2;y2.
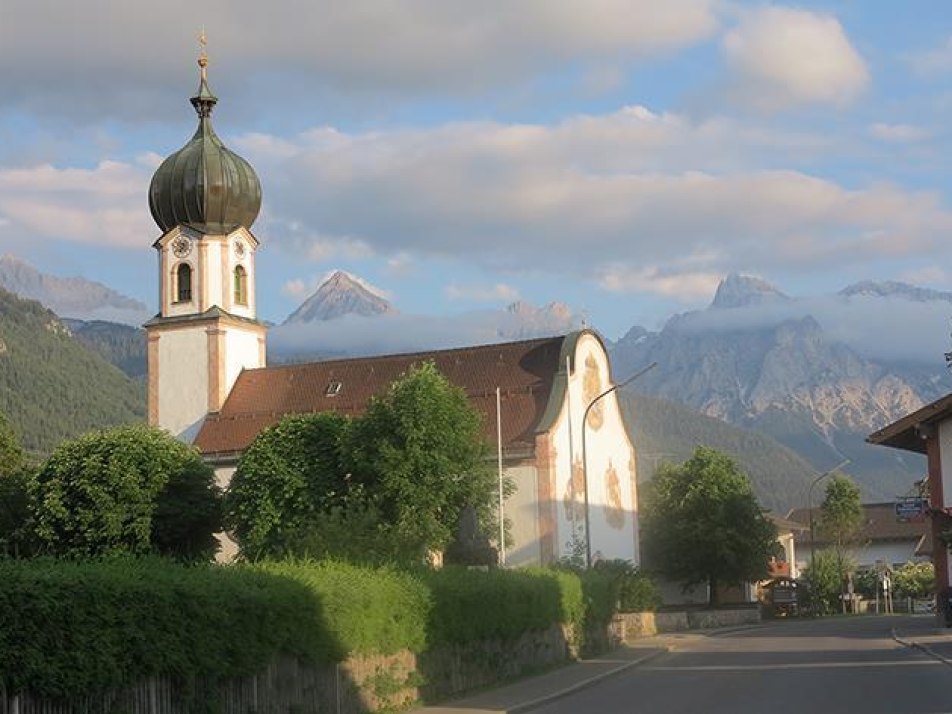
0;0;719;120
239;109;952;292
446;283;521;302
900;266;948;285
674;292;952;367
282;279;310;299
868;123;931;143
599;266;723;300
909;35;952;75
0;161;152;248
722;7;869;110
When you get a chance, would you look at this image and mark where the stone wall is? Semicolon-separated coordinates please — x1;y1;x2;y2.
614;607;760;642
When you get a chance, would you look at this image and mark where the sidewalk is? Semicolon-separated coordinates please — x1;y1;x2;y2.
411;643;668;714
893;618;952;665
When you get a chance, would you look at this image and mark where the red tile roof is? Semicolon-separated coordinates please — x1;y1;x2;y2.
194;334;570;457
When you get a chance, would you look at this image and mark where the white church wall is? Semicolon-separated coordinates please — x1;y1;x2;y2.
550;333;639;565
504;463;541;567
224;329;263;398
156;328;209;438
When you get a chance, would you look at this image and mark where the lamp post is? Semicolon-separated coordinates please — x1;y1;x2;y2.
808;458;851;570
581;361;657;569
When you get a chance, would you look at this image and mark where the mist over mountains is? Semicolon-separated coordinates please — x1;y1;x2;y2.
610;273;951;501
2;255;950;508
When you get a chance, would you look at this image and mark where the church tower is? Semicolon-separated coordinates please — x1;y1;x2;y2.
145;40;266;440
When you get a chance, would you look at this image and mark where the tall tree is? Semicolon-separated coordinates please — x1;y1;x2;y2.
31;425;220;560
641;446;778;606
349;362;494;560
818;474;863;550
817;473;863;604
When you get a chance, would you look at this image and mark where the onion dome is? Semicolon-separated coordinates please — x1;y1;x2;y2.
148;47;261;234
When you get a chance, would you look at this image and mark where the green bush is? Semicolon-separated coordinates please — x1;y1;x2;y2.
421;567;578;646
30;425;220;561
618;569;662;612
255;560;430;656
0;558;336;700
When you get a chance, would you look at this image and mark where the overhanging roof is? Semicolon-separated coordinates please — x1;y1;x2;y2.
867;392;952;454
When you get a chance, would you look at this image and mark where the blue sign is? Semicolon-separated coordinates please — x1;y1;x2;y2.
895;498;927;521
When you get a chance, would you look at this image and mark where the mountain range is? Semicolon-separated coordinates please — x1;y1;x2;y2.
0;255;151;326
610;273;948;502
2;255;949;510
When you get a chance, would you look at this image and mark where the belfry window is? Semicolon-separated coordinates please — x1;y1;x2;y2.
175;263;192;303
234;265;248;305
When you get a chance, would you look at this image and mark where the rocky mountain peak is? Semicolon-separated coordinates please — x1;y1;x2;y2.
0;254;149;325
711;273;789;309
283;271;396;324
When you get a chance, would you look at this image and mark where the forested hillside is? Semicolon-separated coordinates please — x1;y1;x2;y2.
64;319;147;379
622;390;822;514
0;289;145;455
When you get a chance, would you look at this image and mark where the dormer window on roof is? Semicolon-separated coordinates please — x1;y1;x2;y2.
325;381;342;397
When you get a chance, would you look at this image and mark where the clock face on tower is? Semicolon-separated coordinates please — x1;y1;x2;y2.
171;237;192;258
234;239;246;258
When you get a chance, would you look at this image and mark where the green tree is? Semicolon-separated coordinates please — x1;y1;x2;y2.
348;362;494;561
893;561;934;599
31;425;220;560
0;411;33;557
225;363;496;565
819;474;863;550
224;412;352;559
641;446;778;606
817;473;863;604
803;548;849;615
0;410;24;476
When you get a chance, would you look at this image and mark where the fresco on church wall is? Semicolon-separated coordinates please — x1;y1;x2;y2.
551;333;638;564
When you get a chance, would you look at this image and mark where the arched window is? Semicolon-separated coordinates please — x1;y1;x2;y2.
233;265;248;305
175;263;192;303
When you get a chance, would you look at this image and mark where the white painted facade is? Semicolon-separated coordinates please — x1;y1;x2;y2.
147;224;266;440
505;464;541;567
155;328;209;438
549;332;639;564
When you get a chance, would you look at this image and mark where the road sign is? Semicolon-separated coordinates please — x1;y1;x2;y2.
895;498;927;522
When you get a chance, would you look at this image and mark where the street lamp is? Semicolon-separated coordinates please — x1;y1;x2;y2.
581;361;657;569
808;458;851;570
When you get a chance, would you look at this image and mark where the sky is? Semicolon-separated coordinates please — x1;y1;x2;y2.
2;1;952;342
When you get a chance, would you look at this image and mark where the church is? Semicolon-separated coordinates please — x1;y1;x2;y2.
144;51;641;567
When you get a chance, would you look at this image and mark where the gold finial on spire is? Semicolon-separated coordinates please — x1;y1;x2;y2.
198;27;208;79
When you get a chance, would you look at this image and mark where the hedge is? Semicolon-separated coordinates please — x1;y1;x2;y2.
253;559;430;656
0;558;633;701
0;558;334;700
419;566;584;646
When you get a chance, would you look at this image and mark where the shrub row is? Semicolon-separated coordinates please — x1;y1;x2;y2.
0;558;655;701
0;558;332;700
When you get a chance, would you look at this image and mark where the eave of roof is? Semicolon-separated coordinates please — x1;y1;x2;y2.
867;392;952;454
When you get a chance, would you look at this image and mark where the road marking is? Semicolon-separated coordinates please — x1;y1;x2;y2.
643;660;942;672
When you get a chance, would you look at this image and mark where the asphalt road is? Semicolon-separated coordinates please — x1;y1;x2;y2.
529;616;952;714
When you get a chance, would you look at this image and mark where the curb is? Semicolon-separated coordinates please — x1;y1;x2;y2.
891;628;952;668
505;647;668;714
